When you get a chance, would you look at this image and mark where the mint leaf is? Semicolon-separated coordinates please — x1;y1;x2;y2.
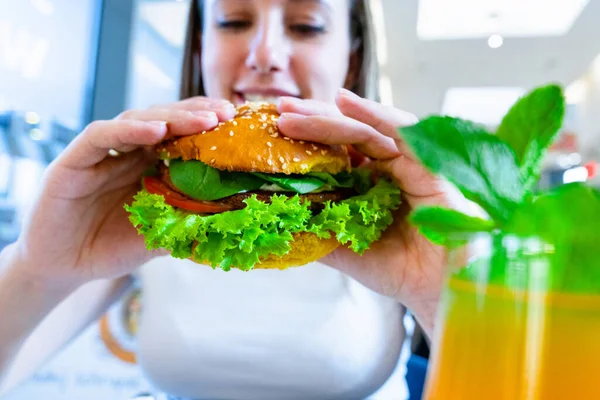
398;117;525;221
507;183;600;246
495;84;565;190
409;206;495;247
500;183;600;293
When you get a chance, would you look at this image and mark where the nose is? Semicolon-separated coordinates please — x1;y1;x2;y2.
245;14;290;74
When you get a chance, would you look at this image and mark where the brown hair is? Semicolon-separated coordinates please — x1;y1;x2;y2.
179;0;380;102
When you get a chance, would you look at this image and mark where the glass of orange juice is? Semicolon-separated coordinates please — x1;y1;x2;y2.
423;233;600;400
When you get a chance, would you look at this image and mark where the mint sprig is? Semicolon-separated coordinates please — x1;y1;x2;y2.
398;83;600;292
397;84;563;246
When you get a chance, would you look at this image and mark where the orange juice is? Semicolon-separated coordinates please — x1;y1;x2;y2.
423;277;600;400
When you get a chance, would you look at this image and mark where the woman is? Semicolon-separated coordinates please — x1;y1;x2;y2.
0;0;459;398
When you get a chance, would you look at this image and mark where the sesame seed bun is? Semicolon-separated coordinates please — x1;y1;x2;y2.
156;102;350;175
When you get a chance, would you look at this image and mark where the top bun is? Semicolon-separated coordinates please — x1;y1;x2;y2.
156;102;350;175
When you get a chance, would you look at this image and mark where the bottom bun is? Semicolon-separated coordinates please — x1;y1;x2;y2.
254;232;340;270
192;232;340;270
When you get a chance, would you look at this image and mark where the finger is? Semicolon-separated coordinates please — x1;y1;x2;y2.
117;108;219;136
278;97;371;166
98;150;154;192
277;113;400;160
57;120;168;170
336;89;419;151
48;149;151;199
150;97;236;120
277;97;342;117
374;156;448;200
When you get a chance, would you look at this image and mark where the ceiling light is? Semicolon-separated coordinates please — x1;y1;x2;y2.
487;34;503;48
417;0;589;40
25;111;41;125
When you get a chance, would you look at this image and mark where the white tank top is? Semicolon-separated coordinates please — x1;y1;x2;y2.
136;257;404;400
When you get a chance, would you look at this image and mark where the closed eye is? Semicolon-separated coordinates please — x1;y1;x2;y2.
217;20;252;31
290;24;326;36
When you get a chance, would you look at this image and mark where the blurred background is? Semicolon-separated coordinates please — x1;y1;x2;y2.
1;0;599;399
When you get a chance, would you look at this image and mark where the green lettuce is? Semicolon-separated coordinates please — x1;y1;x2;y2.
125;178;401;271
308;178;401;253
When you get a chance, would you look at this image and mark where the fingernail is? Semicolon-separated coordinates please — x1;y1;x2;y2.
214;99;233;105
280;96;299;104
338;88;359;98
192;111;218;119
279;113;306;121
147;120;167;127
220;103;236;112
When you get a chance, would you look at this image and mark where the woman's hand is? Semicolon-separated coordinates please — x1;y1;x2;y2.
277;89;469;334
10;97;235;290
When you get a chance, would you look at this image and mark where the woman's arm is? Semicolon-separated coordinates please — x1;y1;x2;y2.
0;244;131;396
0;97;234;395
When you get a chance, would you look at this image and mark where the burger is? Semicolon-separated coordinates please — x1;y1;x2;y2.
125;102;401;271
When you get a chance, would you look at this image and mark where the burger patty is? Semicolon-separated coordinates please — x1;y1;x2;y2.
158;163;352;212
219;190;351;211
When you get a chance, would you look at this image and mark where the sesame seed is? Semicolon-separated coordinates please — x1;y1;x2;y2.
230;131;234;136
299;141;305;144
279;156;285;163
211;146;217;150
258;155;262;161
283;137;290;141
290;139;295;144
270;116;277;121
210;158;215;164
267;142;272;147
321;149;327;155
201;131;206;135
312;144;318;150
262;123;267;129
218;122;224;126
301;164;308;169
282;163;287;169
233;120;238;126
270;133;278;138
293;157;300;162
306;150;312;155
267;159;273;166
173;141;178;145
260;114;267;121
250;124;255;129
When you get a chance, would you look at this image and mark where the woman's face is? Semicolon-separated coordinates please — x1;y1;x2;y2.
201;0;353;105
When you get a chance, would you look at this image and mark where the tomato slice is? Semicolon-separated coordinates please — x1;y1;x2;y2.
143;176;233;213
348;144;368;167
